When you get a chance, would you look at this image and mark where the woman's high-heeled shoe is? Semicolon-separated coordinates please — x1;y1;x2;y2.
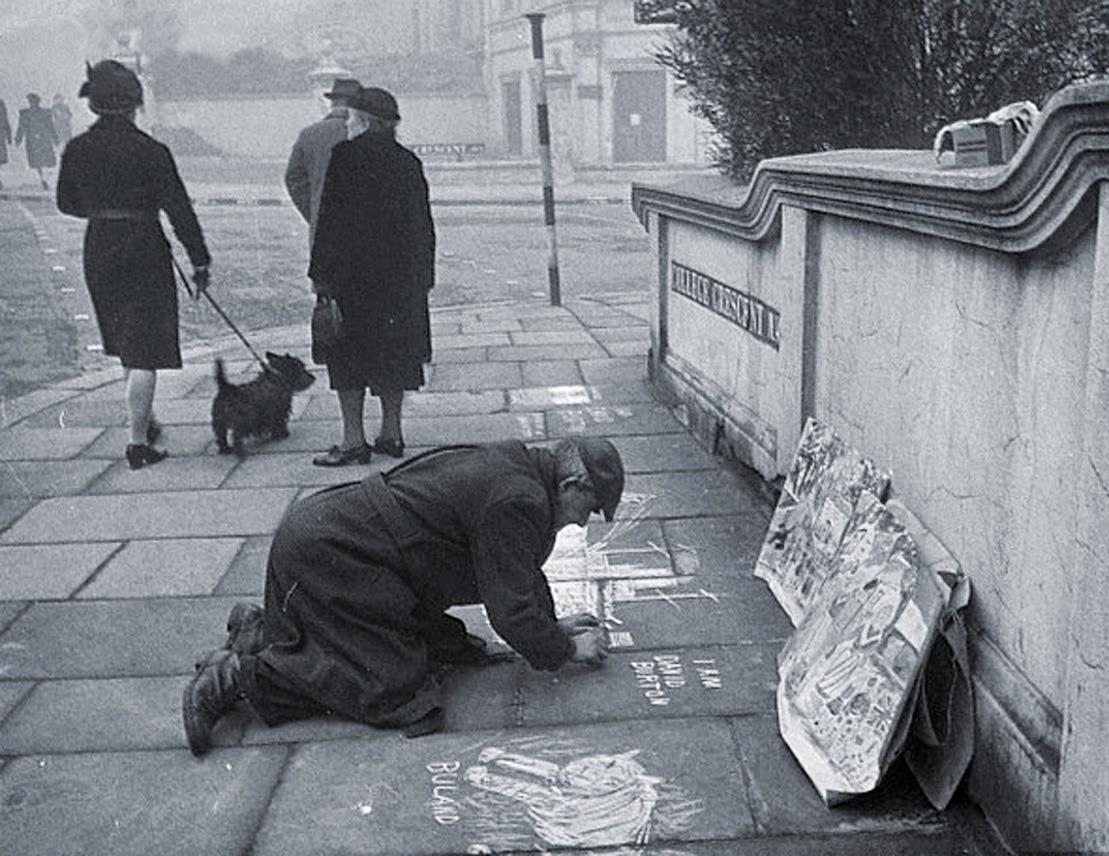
372;436;405;458
126;443;168;470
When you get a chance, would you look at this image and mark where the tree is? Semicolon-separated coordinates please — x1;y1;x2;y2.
657;0;1109;180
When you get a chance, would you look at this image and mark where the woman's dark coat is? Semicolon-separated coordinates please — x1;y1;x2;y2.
308;131;435;381
0;101;11;165
56;116;209;369
242;441;576;728
14;104;57;169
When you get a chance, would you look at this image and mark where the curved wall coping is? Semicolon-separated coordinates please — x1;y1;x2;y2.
632;81;1109;254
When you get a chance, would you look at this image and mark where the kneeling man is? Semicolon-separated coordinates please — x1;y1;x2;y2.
183;437;623;755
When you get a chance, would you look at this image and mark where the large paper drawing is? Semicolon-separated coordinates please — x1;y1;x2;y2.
755;418;890;625
775;492;952;804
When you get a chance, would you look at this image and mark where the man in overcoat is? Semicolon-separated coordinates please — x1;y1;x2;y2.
283;77;361;248
14;93;57;189
56;60;211;469
307;86;436;466
182;437;624;756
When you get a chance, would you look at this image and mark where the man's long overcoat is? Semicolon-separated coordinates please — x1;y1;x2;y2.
56;116;210;368
245;441;576;728
283;108;347;247
307;131;435;378
14;104;57;169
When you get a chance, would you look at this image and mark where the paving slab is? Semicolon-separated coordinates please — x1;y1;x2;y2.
426;361;523;391
508;384;594;409
516;645;778;725
608;432;720;474
579;355;649;386
0;679;32;723
0;499;32;531
213;536;270;595
403;412;547;445
427;344;493;364
85;453;237;493
20;398;126;428
252;719;753;856
80;423;221;459
0;596;250;678
0;602;26;634
625;471;767;520
433;331;513;349
0;745;286;856
0;459;112;498
0;487;295;543
488;342;609;362
521;360;586;386
220;452;387;489
0;676;195;753
0;542;119;600
586;379;657;405
0;388;80;427
404;389;507;416
509;329;598;346
546;401;684;438
77;537;243;598
0;427;102;460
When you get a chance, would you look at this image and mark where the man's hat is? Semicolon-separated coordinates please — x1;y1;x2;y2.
574;438;625;522
79;60;142;114
349;86;400;122
323;78;361;101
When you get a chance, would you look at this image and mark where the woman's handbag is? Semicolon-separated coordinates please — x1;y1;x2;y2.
311;295;344;364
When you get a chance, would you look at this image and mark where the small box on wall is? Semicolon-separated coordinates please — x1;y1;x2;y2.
933;101;1039;168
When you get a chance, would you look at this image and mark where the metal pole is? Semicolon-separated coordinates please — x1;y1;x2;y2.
525;12;561;306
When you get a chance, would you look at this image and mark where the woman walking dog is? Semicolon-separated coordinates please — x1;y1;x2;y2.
56;60;212;469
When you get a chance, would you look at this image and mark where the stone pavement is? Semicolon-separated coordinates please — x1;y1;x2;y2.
0;197;1008;855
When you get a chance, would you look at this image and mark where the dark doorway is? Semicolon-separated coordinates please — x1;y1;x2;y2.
502;80;522;156
612;70;666;162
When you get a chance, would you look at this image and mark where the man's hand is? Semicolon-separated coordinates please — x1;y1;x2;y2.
558;613;602;635
568;625;608;667
192;264;210;298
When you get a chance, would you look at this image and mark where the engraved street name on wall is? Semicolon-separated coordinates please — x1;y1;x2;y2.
670;261;781;350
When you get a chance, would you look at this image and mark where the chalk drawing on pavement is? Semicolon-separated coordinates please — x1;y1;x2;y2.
422;734;703;853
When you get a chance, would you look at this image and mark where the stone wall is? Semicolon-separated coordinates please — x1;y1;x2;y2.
632;81;1109;853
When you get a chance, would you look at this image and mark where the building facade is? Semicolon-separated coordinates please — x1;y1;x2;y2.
485;0;710;165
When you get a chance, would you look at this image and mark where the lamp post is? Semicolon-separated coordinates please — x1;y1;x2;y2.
525;12;561;307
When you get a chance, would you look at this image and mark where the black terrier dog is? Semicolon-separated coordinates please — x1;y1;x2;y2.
211;352;315;457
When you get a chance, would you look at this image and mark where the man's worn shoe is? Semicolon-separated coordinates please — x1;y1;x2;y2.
312;443;372;467
182;649;242;756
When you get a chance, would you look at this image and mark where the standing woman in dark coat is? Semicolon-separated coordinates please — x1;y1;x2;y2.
308;86;436;466
14;93;57;189
56;60;212;469
0;98;11;190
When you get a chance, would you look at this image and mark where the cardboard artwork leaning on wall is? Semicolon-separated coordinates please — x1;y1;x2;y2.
757;420;973;807
755;418;891;626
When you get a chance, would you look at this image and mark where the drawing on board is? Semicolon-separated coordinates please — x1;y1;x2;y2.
755;418;890;625
775;492;952;804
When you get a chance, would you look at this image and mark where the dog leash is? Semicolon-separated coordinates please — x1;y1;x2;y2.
171;256;270;370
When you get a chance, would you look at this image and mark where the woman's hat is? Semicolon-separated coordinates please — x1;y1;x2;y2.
79;60;143;114
349;87;400;122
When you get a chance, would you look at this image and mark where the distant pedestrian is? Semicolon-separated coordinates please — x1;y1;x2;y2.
51;93;73;147
14;93;57;189
308;86;436;466
56;60;211;470
0;98;11;190
284;77;361;248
